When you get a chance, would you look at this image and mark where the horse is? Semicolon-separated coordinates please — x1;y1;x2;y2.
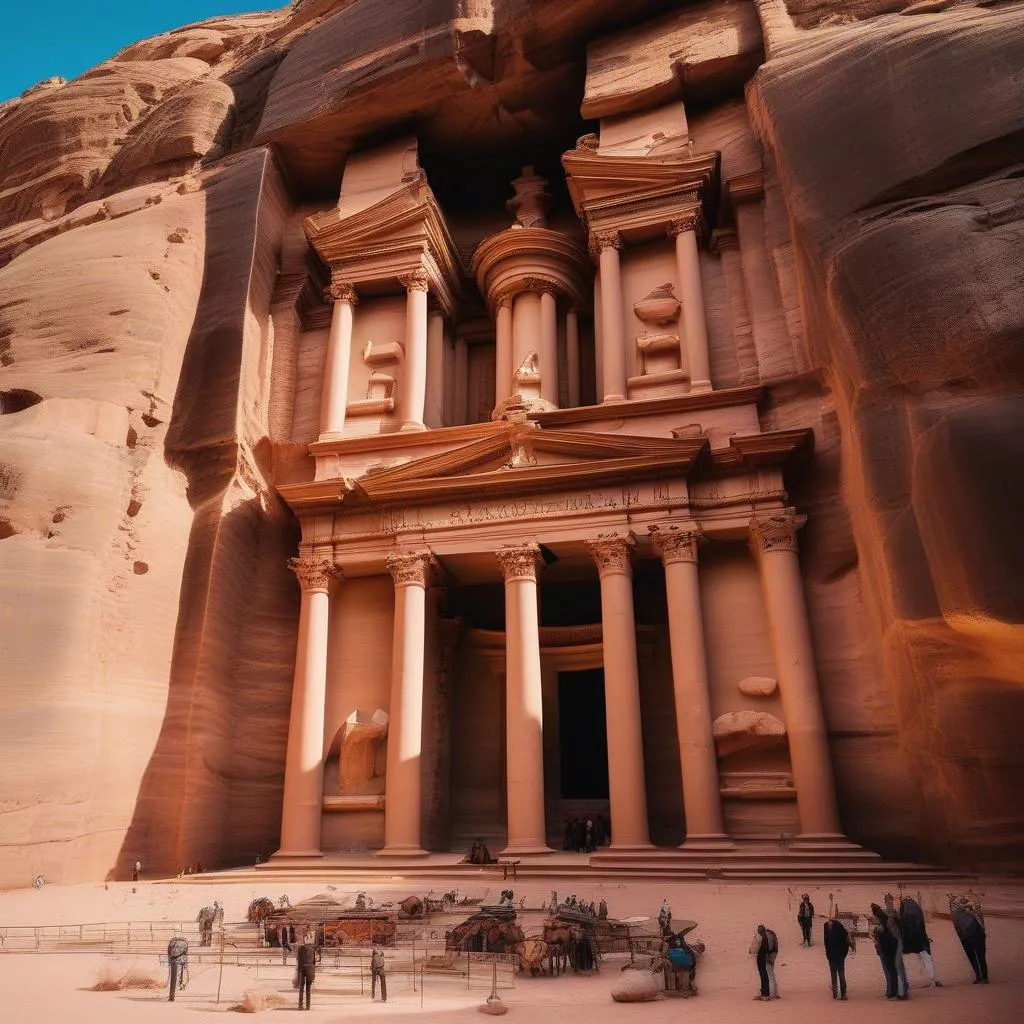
195;902;223;946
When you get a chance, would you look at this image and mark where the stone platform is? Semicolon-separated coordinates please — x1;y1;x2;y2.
174;844;964;885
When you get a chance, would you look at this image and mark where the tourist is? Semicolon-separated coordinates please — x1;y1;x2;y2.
166;936;189;1002
658;898;672;934
884;893;910;998
949;896;989;984
296;933;318;1010
371;947;388;1001
750;923;780;1000
870;903;899;998
899;895;942;987
132;859;141;883
823;911;850;1000
798;893;815;946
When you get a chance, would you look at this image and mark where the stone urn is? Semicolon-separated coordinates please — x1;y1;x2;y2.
633;283;681;327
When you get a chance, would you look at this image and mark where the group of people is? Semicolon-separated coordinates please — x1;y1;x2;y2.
749;890;990;1002
562;815;610;853
464;838;494;865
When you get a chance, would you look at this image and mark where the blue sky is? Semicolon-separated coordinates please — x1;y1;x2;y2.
1;1;274;103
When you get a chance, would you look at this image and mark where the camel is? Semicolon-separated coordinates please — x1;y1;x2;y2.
518;937;550;976
542;921;575;976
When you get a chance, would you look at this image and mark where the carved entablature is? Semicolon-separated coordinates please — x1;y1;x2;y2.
586;532;635;577
324;280;359;305
748;508;807;555
649;523;703;565
289;556;339;592
398;269;430;292
386;550;437;588
495;544;542;583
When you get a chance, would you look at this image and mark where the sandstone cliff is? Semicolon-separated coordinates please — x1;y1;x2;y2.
0;0;1020;885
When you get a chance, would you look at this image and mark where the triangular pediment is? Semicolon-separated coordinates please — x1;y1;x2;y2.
343;423;708;506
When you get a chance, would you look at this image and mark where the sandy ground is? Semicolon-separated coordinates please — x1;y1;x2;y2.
1;875;1020;1022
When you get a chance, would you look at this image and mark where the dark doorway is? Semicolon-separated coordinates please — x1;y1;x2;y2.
557;669;609;799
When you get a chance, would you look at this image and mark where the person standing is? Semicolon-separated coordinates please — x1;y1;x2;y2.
371;947;388;1001
296;935;318;1010
949;896;989;984
899;895;942;987
798;894;815;946
132;860;141;883
883;894;910;999
658;899;672;934
166;936;189;1002
871;904;899;998
823;913;850;1000
750;924;780;1000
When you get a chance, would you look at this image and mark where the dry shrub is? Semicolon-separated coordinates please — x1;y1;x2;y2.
91;965;164;991
236;987;289;1013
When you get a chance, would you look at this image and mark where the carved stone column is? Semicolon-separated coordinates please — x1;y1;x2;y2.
379;551;436;855
539;286;559;407
587;534;652;849
496;544;552;854
592;230;626;403
494;296;513;410
749;510;843;840
650;524;732;849
566;307;581;407
399;270;429;431
277;557;337;857
668;215;712;394
320;282;358;438
425;307;445;428
512;289;541;377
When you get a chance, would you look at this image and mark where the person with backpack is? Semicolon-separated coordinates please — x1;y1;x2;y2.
750;924;780;1000
797;894;815;946
871;903;900;998
296;934;318;1010
823;912;851;1000
899;895;942;987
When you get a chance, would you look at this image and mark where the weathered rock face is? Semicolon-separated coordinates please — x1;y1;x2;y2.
0;0;1019;885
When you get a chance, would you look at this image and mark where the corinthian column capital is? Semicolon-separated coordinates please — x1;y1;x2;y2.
495;544;542;583
386;550;437;588
748;508;808;555
324;280;359;305
649;523;703;565
288;557;340;592
589;229;623;260
666;210;704;238
398;269;430;292
586;533;635;577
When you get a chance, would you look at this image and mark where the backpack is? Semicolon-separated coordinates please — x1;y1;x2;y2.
765;929;779;955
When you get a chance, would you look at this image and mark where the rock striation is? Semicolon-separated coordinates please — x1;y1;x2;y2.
0;0;1020;886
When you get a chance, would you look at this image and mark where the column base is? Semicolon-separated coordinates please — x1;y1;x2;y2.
500;842;553;857
375;845;430;857
317;430;345;443
688;379;712;394
270;849;324;860
679;834;736;853
601;394;627;403
400;420;427;432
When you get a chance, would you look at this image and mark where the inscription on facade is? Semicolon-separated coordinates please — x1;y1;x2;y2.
446;491;618;526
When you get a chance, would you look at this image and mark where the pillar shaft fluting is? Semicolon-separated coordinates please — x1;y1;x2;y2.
496;545;551;855
750;510;843;838
588;534;651;849
670;219;712;393
400;271;429;431
596;233;626;402
277;558;336;857
319;284;357;437
379;552;435;856
650;525;730;846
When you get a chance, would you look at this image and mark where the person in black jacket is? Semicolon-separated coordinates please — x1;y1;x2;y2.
296;937;318;1010
949;896;989;984
823;913;850;1000
798;894;815;946
871;904;899;998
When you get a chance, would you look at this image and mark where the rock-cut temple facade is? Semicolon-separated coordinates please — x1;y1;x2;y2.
0;0;1022;886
